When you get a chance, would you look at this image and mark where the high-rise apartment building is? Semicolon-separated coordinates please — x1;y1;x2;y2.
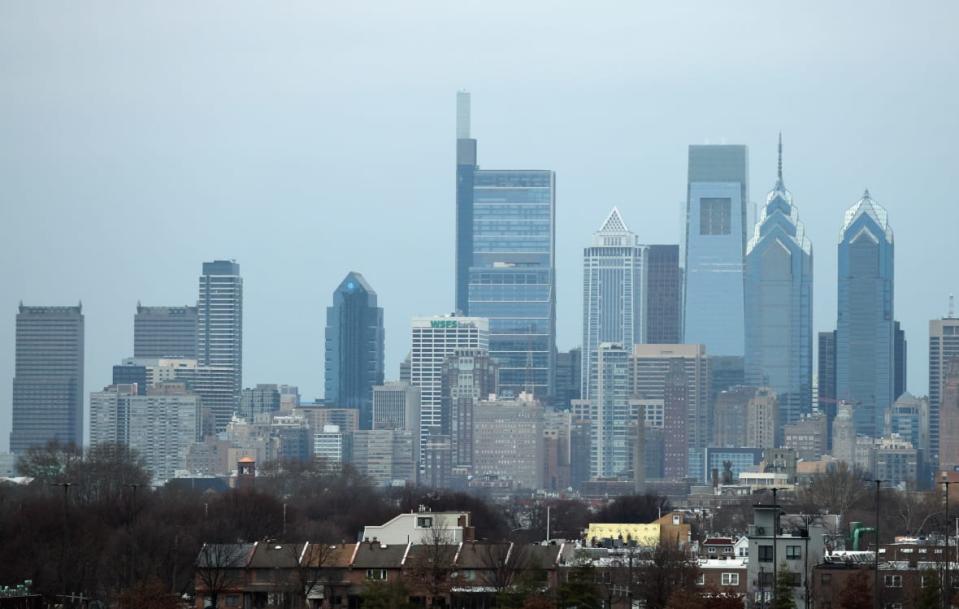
133;304;197;358
582;209;646;399
745;388;778;449
817;330;838;445
645;245;683;344
939;359;959;473
455;92;556;399
894;321;907;401
324;272;385;429
836;191;895;438
885;392;929;465
662;360;689;481
90;382;200;483
239;384;281;422
372;382;420;432
197;260;242;418
632;344;709;481
10;304;84;452
929;317;959;469
472;394;544;490
410;316;489;455
783;412;828;460
744;141;813;431
350;429;417;487
553;348;582;409
441;350;497;468
684;145;749;357
712;386;757;448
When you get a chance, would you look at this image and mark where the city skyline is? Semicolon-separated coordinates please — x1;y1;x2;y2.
3;3;959;451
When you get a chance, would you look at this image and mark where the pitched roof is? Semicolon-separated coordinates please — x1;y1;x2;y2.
248;542;307;568
195;543;256;568
598;207;629;233
351;542;410;569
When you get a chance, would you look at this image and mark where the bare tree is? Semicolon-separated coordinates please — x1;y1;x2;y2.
406;527;457;608
195;543;250;609
796;461;869;531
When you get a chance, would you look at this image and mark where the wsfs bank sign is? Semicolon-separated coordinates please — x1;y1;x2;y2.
430;320;460;329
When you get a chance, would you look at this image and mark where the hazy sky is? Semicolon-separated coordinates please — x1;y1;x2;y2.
2;2;958;451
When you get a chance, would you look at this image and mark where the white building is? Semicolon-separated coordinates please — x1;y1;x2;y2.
361;510;471;545
314;424;347;464
582;208;646;399
410;316;489;453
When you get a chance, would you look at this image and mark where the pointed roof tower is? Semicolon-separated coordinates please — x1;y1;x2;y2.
592;207;638;247
598;207;629;233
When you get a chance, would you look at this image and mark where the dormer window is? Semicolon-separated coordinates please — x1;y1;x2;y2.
417;517;433;528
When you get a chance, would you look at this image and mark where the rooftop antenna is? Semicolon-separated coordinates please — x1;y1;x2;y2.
777;132;783;181
950;294;955;319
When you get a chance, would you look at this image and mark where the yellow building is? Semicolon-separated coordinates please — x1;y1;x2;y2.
586;511;690;548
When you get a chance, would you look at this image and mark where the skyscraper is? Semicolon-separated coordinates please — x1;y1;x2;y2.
929;317;959;471
372;382;420;432
410;316;489;457
134;304;197;358
744;138;813;432
197;260;242;415
645;245;683;344
10;304;84;452
582;208;646;399
940;359;959;473
455;92;556;399
836;191;895;438
324;271;385;429
684;145;749;357
632;344;710;481
894;321;907;401
441;349;498;469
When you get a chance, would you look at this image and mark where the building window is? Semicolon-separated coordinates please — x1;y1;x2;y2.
883;574;902;588
417;517;433;528
721;572;740;586
367;569;387;581
722;546;732;554
696;573;705;586
786;545;801;559
758;545;774;562
700;198;732;235
225;596;240;607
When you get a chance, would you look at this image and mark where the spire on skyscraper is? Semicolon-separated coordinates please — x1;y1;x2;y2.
777;132;783;184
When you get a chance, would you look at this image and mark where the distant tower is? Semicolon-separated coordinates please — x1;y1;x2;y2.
744;136;813;433
324;272;385;429
582;208;646;399
10;304;84;452
836;191;895;438
684;144;749;357
237;456;256;490
197;260;243;422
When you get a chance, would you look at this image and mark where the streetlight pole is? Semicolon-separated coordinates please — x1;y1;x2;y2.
943;476;951;609
874;479;882;609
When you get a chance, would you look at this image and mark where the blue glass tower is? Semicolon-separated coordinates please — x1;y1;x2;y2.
744;137;813;434
324;272;385;429
684;145;749;357
836;190;895;438
456;92;556;399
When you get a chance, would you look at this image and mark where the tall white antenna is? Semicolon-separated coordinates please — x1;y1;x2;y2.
950;294;955;319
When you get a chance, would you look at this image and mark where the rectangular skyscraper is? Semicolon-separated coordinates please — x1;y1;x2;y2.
455;92;556;399
134;304;197;358
645;245;683;344
324;272;385;429
929;317;959;471
410;316;489;458
10;304;84;452
684;145;748;357
197;260;242;427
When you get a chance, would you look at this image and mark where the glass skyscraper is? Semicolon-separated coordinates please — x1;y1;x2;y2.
197;259;242;430
684;145;749;357
744;139;813;433
324;271;385;429
836;190;895;438
581;208;645;399
455;92;556;398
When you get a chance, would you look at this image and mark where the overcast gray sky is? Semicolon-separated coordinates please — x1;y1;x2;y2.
2;1;958;450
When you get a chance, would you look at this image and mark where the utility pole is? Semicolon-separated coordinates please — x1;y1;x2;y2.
943;475;952;609
771;487;787;609
874;479;882;609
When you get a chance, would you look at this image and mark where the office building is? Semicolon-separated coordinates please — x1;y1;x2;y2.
543;410;572;491
472;394;544;490
684;144;749;357
441;349;497;468
324;271;385;429
817;330;838;445
928;317;959;469
10;304;84;452
875;434;918;488
90;382;200;483
663;360;689;480
885;392;929;463
372;382;420;432
831;402;856;465
133;304;197;358
410;315;489;456
894;321;907;401
456;92;556;399
582;208;646;399
744;139;813;430
745;387;778;449
645;245;683;344
709;356;746;406
836;191;895;438
351;429;417;486
939;359;959;473
422;431;452;489
632;344;710;481
704;447;764;483
239;384;281;422
269;414;312;462
783;413;828;460
554;348;582;410
314;425;347;464
294;403;360;436
112;362;147;395
712;386;757;448
197;260;242;417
